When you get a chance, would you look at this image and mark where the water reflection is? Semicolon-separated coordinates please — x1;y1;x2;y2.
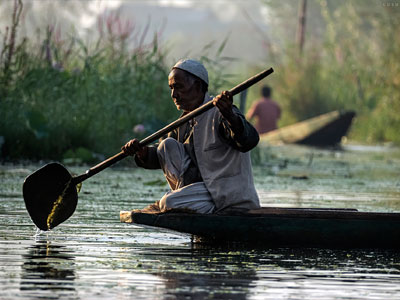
128;243;400;299
129;245;259;299
160;271;257;299
20;240;77;300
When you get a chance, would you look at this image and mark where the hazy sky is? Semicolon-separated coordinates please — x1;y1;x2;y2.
1;0;272;68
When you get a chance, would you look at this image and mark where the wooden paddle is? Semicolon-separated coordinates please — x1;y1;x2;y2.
23;67;274;231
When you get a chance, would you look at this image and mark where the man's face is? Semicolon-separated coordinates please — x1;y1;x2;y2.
168;69;204;113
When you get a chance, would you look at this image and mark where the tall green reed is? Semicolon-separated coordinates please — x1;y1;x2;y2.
0;3;235;162
0;6;177;161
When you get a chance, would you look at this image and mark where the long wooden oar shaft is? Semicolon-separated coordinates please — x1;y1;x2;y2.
75;67;274;183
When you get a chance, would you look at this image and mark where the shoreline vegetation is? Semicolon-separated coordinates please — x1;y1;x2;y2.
1;1;399;164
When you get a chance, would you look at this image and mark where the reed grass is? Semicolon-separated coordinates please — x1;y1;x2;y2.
0;7;165;161
0;33;175;160
0;3;235;162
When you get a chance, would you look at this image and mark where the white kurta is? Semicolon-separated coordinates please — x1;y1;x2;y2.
135;94;260;213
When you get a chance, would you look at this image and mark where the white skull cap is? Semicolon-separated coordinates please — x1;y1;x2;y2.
172;58;209;85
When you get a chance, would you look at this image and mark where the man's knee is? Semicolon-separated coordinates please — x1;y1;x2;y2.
157;137;179;154
159;192;175;211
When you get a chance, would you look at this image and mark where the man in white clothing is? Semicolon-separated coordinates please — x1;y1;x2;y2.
122;59;260;213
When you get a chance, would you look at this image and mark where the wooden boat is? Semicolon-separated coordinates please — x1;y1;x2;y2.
120;207;400;248
260;110;356;146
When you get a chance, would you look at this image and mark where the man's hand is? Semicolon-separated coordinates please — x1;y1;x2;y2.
213;90;234;119
213;90;244;134
121;139;148;161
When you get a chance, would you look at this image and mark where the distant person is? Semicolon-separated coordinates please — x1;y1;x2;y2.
246;85;281;134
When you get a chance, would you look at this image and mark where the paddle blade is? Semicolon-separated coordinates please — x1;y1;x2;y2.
23;163;78;231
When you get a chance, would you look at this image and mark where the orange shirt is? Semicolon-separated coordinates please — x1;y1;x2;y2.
246;97;281;134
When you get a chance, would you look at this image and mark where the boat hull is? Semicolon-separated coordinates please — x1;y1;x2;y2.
260;110;356;146
120;207;400;248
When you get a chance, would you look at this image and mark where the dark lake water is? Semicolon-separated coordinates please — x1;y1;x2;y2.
1;144;400;299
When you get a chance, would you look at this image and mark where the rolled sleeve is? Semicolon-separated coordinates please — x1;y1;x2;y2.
134;146;161;169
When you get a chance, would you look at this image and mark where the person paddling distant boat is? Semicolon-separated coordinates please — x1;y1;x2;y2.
122;59;261;213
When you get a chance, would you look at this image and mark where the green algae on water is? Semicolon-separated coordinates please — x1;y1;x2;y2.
46;180;72;230
46;180;81;230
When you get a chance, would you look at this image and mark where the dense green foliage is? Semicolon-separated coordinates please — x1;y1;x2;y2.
0;7;175;161
0;5;229;162
1;42;174;161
